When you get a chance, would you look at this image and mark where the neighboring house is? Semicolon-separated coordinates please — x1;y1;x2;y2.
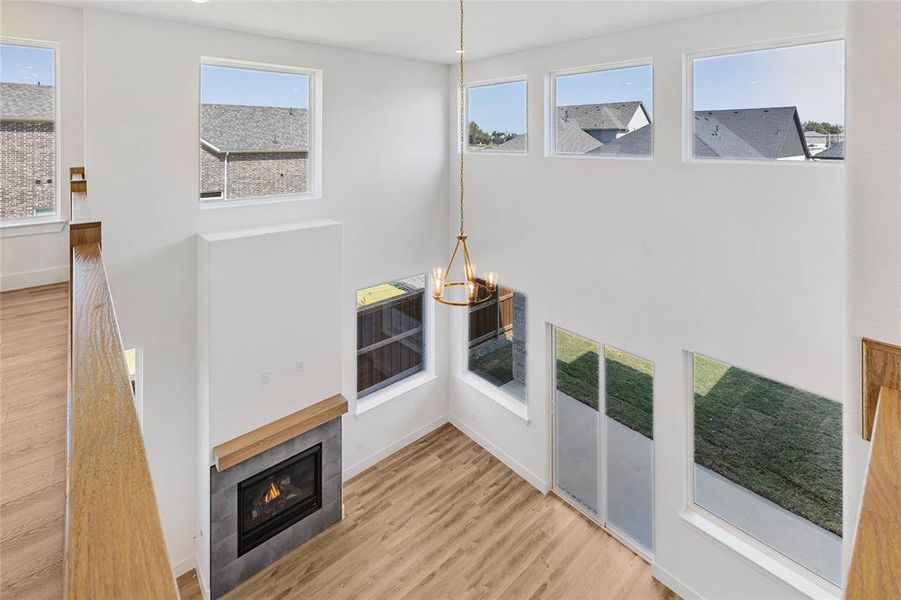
693;107;810;160
200;104;309;200
558;101;650;144
490;133;527;153
812;140;844;159
0;82;55;219
590;124;653;156
803;129;844;153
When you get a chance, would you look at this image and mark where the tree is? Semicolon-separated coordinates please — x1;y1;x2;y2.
468;121;516;147
803;121;844;135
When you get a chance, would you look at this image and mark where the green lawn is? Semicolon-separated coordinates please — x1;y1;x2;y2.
468;342;514;387
693;355;842;536
552;330;842;536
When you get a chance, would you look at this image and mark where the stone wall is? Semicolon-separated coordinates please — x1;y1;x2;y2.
200;145;225;198
512;291;527;385
199;145;309;201
0;121;55;219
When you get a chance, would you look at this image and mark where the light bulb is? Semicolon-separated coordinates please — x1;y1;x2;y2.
485;271;498;291
431;267;445;299
466;279;477;302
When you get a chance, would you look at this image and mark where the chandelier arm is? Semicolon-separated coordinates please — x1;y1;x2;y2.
444;236;462;279
461;236;473;281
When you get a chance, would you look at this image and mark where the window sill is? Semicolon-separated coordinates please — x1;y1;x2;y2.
463;150;528;157
548;152;653;161
457;371;529;422
355;372;438;417
0;218;67;238
682;156;844;167
199;193;321;211
680;507;841;599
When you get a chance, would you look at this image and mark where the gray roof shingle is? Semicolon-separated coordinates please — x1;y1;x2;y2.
813;141;844;159
489;134;527;152
589;124;653;156
557;101;645;131
556;115;603;154
0;83;54;121
692;107;809;160
201;104;309;153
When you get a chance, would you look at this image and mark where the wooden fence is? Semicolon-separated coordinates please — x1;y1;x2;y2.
468;286;514;348
356;290;425;396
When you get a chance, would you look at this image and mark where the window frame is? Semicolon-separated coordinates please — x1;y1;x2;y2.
354;273;435;414
198;56;323;209
680;350;842;597
547;57;654;161
683;33;846;166
458;281;529;420
0;36;63;229
463;75;529;156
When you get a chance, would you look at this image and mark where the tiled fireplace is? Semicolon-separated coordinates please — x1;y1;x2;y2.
209;415;342;598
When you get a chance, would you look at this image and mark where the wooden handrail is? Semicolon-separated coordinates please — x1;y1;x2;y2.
67;241;177;599
846;385;901;598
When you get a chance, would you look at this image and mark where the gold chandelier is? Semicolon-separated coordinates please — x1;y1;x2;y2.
432;0;498;307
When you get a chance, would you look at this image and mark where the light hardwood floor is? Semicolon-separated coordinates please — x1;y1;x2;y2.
0;283;69;599
182;423;676;600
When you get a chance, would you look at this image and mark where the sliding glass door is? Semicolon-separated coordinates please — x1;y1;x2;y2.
551;326;654;556
553;328;601;515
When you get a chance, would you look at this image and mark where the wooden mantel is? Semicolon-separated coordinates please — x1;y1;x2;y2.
212;394;348;471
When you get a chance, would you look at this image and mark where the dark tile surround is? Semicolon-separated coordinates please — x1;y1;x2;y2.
209;417;342;598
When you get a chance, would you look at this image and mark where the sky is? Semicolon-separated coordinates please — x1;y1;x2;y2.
468;39;844;134
694;39;845;124
467;80;527;135
557;64;654;116
0;43;54;85
201;64;309;108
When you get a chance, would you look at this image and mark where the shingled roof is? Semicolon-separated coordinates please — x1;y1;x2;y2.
693;107;810;160
556;115;603;154
557;101;647;132
0;83;54;121
491;134;528;152
201;104;309;153
589;124;653;156
813;141;844;159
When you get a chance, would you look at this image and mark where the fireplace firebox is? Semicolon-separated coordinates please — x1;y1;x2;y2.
236;443;322;556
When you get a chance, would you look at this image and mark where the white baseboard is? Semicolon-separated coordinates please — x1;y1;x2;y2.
196;559;210;600
652;563;702;600
172;555;195;578
342;415;448;480
0;265;68;292
448;415;549;493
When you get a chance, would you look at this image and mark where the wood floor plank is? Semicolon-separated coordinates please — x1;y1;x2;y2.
0;283;68;599
176;423;677;600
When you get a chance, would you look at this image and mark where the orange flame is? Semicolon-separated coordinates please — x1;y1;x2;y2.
264;482;281;503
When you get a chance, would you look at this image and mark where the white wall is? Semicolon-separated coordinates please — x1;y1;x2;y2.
448;3;849;599
843;0;901;573
76;7;449;576
0;2;82;290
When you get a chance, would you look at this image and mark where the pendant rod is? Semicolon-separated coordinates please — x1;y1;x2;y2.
458;0;465;237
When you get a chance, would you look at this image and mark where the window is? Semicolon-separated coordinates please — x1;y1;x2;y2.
200;59;315;204
467;285;527;402
356;276;426;397
466;79;527;153
552;329;654;553
605;346;653;553
552;63;653;157
0;40;58;221
690;39;845;161
691;353;842;585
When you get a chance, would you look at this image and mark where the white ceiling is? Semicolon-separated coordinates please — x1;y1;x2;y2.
64;1;753;64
